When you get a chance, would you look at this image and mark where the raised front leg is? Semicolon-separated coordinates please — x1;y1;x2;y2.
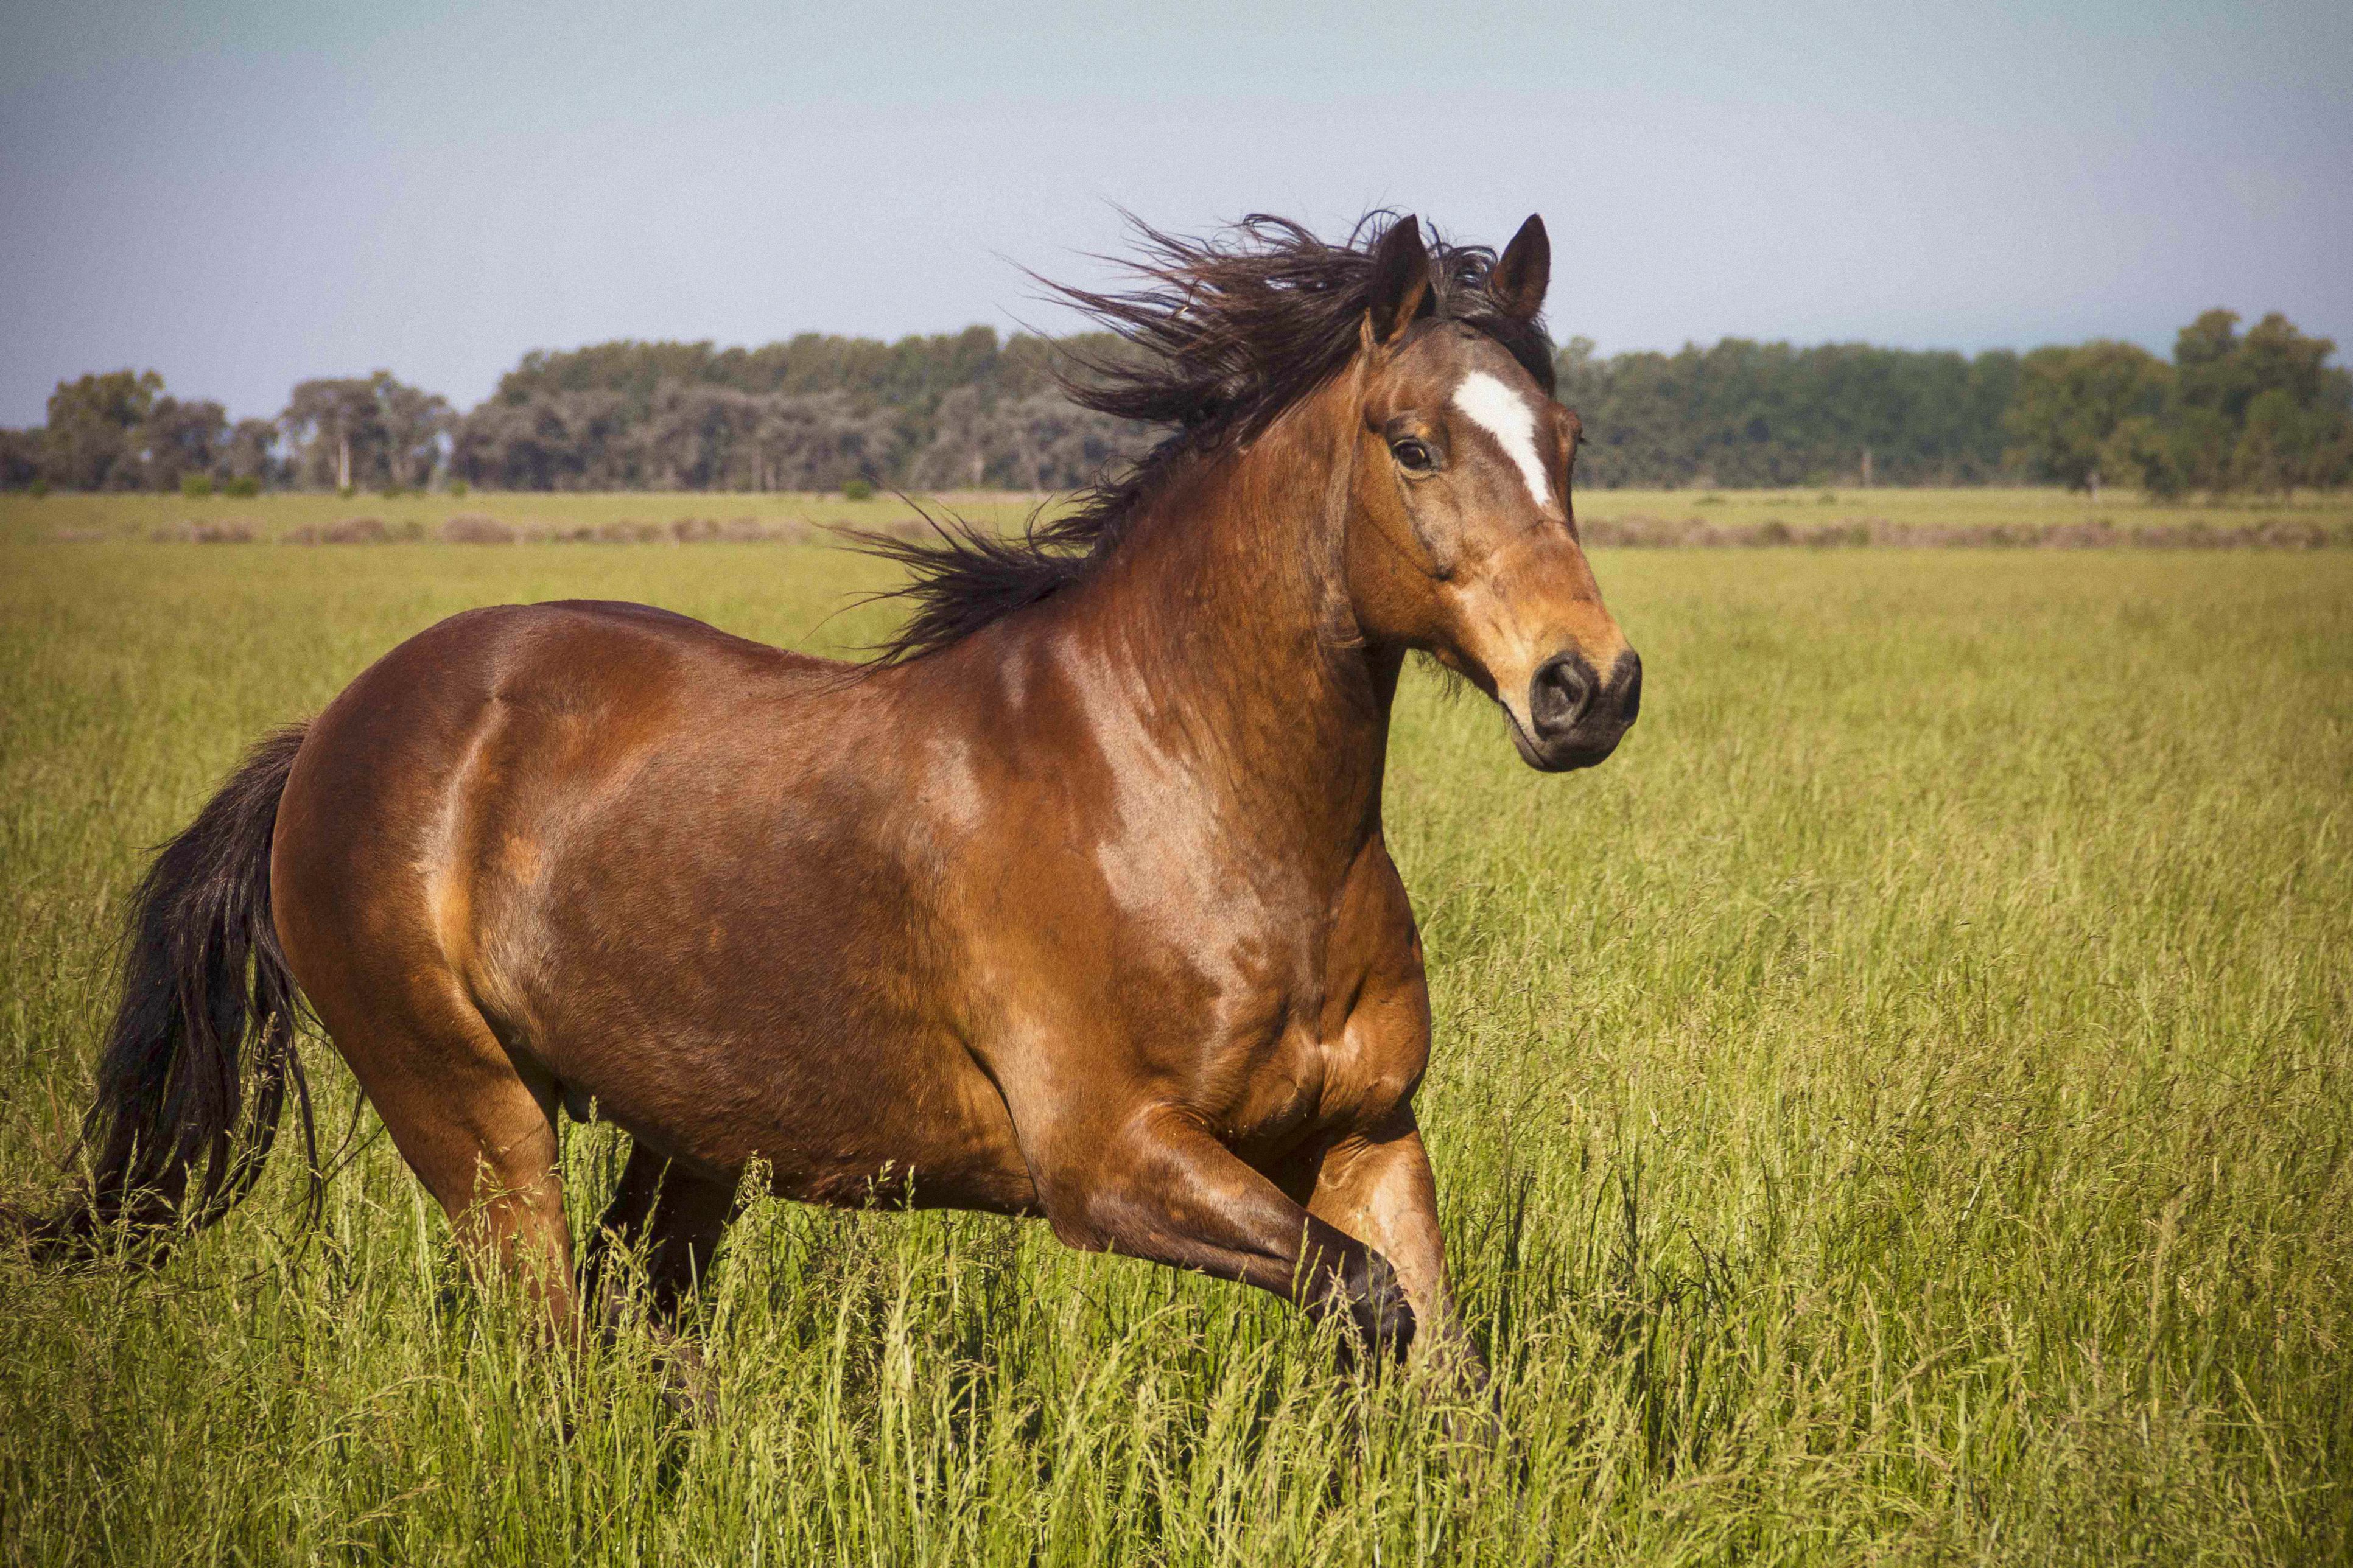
1303;1107;1482;1382
1025;1103;1417;1360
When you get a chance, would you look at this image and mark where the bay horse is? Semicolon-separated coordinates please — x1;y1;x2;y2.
13;213;1639;1373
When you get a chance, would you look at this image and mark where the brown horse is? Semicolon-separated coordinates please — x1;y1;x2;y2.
15;213;1638;1373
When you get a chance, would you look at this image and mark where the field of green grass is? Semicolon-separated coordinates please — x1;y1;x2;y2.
2;535;2349;1564
7;484;2352;548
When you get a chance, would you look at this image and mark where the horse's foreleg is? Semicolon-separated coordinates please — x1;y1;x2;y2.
1026;1104;1415;1360
581;1142;737;1417
1301;1107;1484;1384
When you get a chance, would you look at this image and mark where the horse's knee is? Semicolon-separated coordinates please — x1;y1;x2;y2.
1033;1172;1129;1255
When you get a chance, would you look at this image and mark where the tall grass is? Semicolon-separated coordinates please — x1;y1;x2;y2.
2;542;2348;1564
7;483;2352;547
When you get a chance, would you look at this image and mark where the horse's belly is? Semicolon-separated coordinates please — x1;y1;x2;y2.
492;934;1039;1215
551;1017;1039;1214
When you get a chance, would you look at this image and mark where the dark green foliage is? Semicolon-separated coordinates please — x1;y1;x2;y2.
281;373;451;493
2012;312;2353;497
138;397;231;493
1559;337;2022;487
220;419;281;491
5;380;281;494
41;369;164;491
447;327;1143;493
2002;341;2169;492
11;373;254;494
489;324;1042;415
0;428;41;491
10;312;2348;497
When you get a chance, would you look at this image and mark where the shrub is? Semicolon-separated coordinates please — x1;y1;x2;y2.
180;474;216;498
439;514;518;545
842;478;876;502
224;476;261;497
30;479;49;497
446;479;469;497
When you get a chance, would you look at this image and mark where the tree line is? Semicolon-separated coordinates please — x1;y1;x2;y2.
5;310;2346;497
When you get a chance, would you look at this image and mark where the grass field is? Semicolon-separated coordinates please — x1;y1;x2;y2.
7;484;2352;548
2;534;2349;1564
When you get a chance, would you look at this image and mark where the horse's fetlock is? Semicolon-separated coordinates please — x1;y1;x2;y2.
1350;1250;1417;1361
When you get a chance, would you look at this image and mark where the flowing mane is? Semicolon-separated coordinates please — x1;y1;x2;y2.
854;213;1559;662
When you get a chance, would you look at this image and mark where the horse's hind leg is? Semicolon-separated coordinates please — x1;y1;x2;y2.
582;1142;738;1329
321;992;580;1340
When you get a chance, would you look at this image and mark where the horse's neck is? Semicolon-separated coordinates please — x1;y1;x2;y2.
1057;396;1395;863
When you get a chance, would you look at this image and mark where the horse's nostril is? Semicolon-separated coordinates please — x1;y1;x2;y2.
1617;651;1643;724
1529;653;1596;737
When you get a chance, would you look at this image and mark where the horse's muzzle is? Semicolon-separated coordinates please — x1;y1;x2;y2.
1518;648;1641;771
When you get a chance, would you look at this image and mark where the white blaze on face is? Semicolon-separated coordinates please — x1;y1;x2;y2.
1452;370;1554;512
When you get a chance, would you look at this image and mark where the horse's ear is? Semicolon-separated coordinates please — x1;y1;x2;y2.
1491;214;1549;320
1367;215;1431;345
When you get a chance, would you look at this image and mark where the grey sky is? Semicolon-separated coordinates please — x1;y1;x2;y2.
2;0;2347;425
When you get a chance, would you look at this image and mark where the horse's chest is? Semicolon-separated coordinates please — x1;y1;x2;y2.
1149;837;1425;1153
1205;937;1429;1156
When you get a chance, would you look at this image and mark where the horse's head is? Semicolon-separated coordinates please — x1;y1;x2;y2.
1344;215;1639;772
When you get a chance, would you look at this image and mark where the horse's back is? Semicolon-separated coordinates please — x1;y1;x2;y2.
273;597;845;938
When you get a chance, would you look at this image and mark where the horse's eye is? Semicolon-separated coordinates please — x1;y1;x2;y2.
1391;438;1436;473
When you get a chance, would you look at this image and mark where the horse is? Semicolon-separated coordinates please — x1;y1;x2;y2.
13;212;1639;1375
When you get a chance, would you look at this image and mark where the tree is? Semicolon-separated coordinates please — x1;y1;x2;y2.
747;392;899;491
377;377;454;489
43;370;163;490
136;396;229;491
282;378;376;490
281;373;449;490
222;418;283;486
2234;388;2317;495
2097;415;2192;500
909;387;1149;492
1555;338;2019;488
0;427;41;489
2081;310;2353;497
451;388;639;490
2002;342;2169;492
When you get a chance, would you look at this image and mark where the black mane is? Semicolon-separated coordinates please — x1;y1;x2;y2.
854;214;1557;663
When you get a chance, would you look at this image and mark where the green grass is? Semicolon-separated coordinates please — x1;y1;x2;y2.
1575;483;2353;537
2;540;2349;1564
0;489;1047;547
7;484;2352;548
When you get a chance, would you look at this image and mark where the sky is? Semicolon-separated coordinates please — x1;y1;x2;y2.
2;0;2348;425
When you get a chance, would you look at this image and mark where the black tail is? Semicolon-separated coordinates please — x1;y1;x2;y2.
10;725;315;1261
